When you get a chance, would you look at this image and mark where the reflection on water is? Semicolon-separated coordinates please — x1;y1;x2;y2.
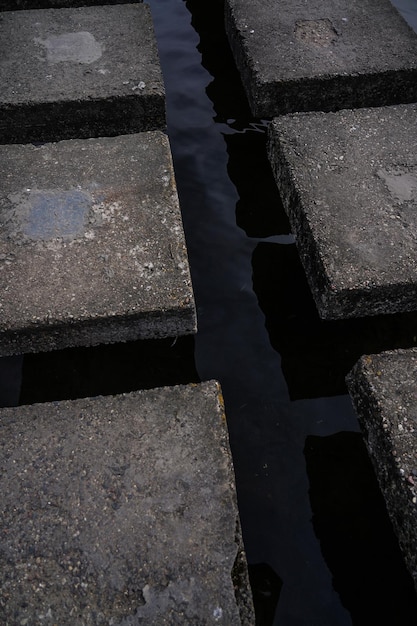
393;0;417;30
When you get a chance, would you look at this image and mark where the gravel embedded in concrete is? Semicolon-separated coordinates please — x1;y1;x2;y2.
347;349;417;590
1;0;142;9
0;4;165;143
268;103;417;319
0;381;254;624
225;0;417;117
0;132;196;355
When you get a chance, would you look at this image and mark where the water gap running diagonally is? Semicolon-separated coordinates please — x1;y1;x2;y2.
147;0;417;624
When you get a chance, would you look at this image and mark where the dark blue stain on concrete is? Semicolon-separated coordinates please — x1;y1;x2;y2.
23;190;91;240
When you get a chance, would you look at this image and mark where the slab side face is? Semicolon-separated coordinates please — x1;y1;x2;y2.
0;4;165;143
0;132;196;355
268;103;417;319
225;0;417;117
346;349;417;590
0;381;254;625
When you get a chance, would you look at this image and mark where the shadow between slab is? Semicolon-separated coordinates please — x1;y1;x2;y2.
252;242;417;400
17;336;199;406
305;432;417;624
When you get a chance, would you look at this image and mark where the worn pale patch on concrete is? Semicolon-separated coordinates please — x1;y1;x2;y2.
294;19;338;47
225;0;417;116
0;132;196;355
347;349;417;591
0;4;165;142
34;31;103;64
267;103;417;319
7;189;91;240
0;381;254;624
377;166;417;204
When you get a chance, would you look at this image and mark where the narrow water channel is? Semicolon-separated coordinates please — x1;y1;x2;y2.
147;0;417;624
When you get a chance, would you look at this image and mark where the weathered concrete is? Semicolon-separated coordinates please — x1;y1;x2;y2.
225;0;417;117
0;4;165;143
1;0;141;9
347;349;417;591
0;381;254;624
0;132;196;355
268;103;417;319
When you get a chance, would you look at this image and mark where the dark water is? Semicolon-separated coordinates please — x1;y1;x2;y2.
145;1;417;624
2;0;417;624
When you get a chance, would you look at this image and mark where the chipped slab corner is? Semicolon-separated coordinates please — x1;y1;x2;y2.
346;348;417;589
0;131;196;356
267;103;417;320
0;381;254;624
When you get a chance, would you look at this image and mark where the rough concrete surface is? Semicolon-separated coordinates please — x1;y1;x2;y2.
347;349;417;590
268;103;417;319
0;4;165;143
0;132;196;355
1;0;141;9
0;381;254;624
225;0;417;117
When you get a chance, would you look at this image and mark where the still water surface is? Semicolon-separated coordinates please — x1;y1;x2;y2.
147;1;417;624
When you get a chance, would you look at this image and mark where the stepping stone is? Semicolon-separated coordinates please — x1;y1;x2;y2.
0;132;196;356
225;0;417;117
0;381;255;624
1;0;141;9
267;103;417;319
0;4;165;143
347;348;417;591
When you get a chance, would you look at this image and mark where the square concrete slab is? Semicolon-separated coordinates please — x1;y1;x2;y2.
225;0;417;117
0;4;165;143
0;131;196;355
1;0;141;9
0;381;254;624
268;103;417;319
347;349;417;590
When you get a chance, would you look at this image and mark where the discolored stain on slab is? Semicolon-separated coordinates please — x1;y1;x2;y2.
295;19;338;47
7;189;92;241
34;31;103;64
377;166;417;204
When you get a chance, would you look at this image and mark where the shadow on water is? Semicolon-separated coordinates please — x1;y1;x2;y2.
252;242;417;400
18;336;199;404
225;130;291;238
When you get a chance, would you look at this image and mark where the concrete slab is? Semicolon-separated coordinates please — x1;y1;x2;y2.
347;349;417;591
0;4;165;143
0;380;255;624
0;132;196;355
225;0;417;117
1;0;141;9
267;103;417;319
